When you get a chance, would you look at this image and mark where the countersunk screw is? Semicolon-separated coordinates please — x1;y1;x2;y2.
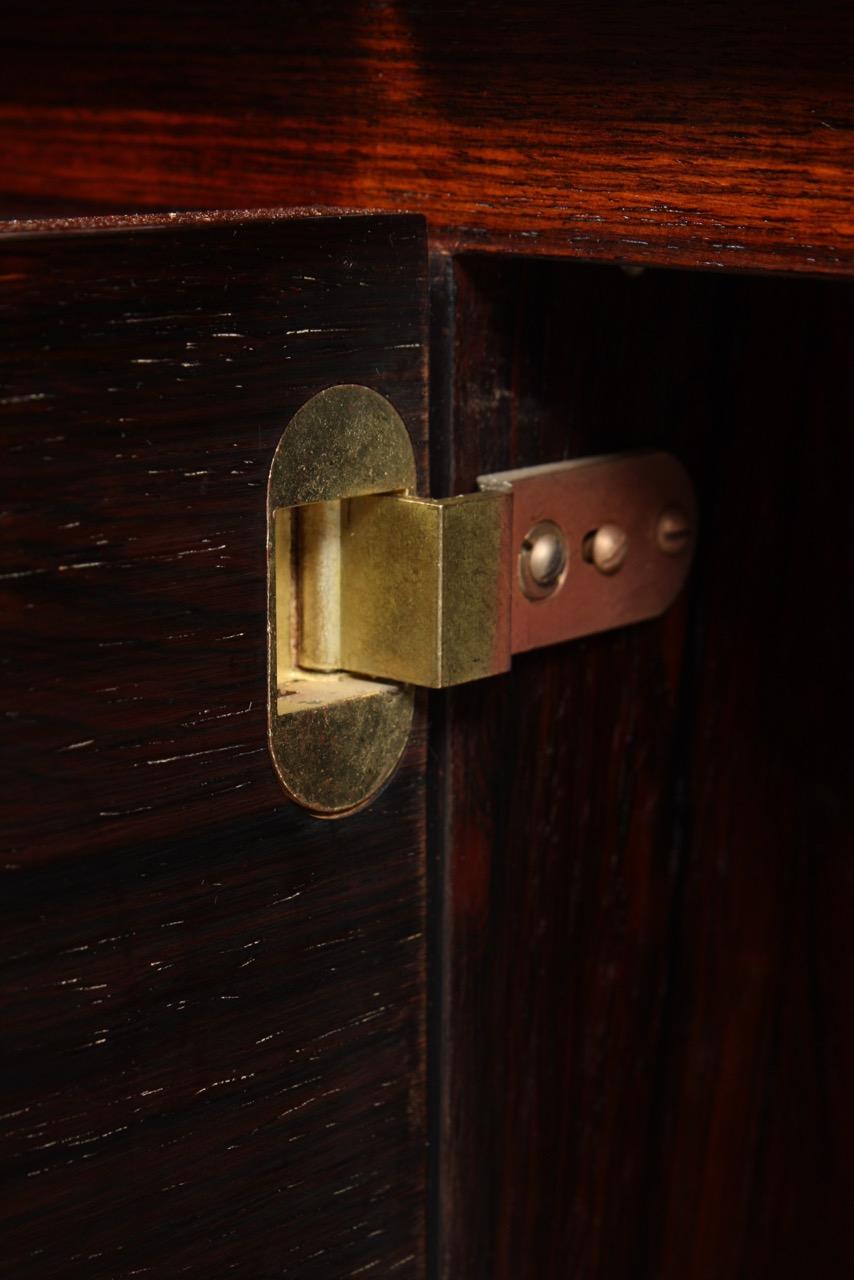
519;521;568;600
657;507;692;555
583;524;628;575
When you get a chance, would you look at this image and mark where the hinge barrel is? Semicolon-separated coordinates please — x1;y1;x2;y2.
340;491;512;688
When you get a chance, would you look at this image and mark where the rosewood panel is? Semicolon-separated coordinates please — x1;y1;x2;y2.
434;254;854;1278
0;212;429;1277
0;2;852;274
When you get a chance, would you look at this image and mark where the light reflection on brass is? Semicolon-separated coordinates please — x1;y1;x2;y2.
268;385;416;817
298;501;342;672
340;490;512;688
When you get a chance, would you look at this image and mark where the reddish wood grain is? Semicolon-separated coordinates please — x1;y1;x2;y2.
0;2;852;274
433;254;854;1278
0;212;429;1278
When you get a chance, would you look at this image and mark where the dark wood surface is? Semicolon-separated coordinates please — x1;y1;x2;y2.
433;254;854;1278
0;211;429;1278
1;2;853;275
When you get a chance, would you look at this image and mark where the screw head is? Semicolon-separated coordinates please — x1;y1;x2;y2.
657;507;692;555
583;524;628;575
519;521;568;600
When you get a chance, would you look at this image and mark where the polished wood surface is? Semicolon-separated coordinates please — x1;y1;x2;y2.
1;2;852;274
0;212;429;1278
433;254;854;1278
2;6;852;1270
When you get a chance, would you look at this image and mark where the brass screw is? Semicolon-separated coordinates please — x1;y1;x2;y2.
657;508;692;555
583;524;628;575
519;521;568;600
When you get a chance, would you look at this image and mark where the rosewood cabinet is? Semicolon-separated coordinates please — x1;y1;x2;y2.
1;5;852;1278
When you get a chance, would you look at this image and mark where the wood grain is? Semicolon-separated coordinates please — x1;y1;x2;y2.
0;2;852;274
0;211;429;1277
434;254;854;1277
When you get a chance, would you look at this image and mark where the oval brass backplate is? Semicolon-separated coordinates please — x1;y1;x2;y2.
267;385;417;817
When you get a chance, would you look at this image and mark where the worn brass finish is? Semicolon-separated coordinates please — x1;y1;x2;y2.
269;673;413;815
268;383;417;509
298;501;342;672
268;386;416;817
340;490;512;688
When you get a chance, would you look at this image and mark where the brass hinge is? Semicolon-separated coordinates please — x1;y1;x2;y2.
268;386;696;816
